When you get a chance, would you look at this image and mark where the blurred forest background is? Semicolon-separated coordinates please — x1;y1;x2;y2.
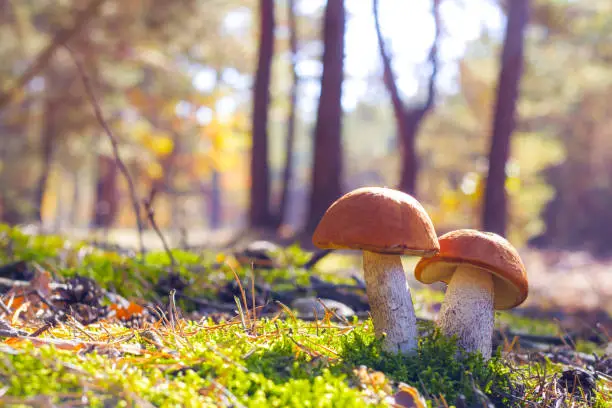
0;0;611;257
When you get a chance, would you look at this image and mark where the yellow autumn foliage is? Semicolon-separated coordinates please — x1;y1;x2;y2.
145;161;164;180
147;134;174;157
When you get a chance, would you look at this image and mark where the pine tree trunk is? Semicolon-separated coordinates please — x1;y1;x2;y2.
33;92;58;223
397;117;419;195
306;0;345;231
276;0;299;228
91;155;119;227
482;0;529;236
248;0;275;228
210;169;222;229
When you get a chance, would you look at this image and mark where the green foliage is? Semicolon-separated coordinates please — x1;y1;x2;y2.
340;327;515;405
494;311;560;336
0;225;354;307
2;345;83;397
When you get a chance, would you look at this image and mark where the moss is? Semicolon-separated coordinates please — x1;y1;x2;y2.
1;319;377;407
494;311;560;335
339;326;516;405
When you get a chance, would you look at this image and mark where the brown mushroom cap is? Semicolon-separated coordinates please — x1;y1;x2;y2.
312;187;440;256
414;229;528;310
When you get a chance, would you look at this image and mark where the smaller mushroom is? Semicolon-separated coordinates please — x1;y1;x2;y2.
414;229;528;359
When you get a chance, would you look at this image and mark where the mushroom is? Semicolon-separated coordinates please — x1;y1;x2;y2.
414;229;528;359
312;187;439;354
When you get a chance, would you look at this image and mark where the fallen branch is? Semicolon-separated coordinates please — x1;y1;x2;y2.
0;298;11;315
68;48;146;257
0;276;66;290
0;0;107;111
302;249;332;269
0;319;29;337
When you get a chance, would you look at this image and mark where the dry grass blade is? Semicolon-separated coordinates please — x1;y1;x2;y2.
168;289;177;331
250;268;257;334
274;300;298;324
227;263;252;330
234;296;248;333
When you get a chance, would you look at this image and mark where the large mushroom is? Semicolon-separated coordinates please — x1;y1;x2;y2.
414;229;528;359
312;187;439;354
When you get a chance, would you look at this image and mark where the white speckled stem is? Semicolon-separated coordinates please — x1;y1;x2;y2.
437;265;495;359
363;251;417;354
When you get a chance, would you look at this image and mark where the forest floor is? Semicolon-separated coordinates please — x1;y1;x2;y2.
0;224;610;407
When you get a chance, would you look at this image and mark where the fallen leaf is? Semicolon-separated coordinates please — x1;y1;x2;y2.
110;302;145;320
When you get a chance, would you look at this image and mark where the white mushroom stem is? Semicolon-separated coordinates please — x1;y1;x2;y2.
362;251;417;354
436;264;495;359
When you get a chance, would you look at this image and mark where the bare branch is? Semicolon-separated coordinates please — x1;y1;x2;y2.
373;0;405;117
374;0;442;194
0;0;106;111
418;0;442;117
68;49;146;257
374;0;441;122
405;0;441;124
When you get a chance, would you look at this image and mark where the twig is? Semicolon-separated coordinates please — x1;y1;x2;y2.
29;322;53;337
0;277;30;288
302;249;332;269
0;298;11;315
0;277;67;291
0;319;29;337
210;379;247;408
68;48;146;257
0;0;107;110
143;190;176;268
30;289;58;312
65;315;96;341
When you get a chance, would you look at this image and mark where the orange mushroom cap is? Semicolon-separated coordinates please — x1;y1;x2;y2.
312;187;440;256
414;229;528;310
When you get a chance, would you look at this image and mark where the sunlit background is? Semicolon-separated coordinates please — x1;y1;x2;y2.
0;0;611;260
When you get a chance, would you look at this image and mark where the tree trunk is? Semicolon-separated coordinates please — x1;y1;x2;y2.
397;117;419;195
91;155;119;227
306;0;345;231
373;0;440;196
209;169;222;229
482;0;529;236
248;0;275;228
33;93;58;223
0;102;35;224
69;170;80;227
276;0;298;228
